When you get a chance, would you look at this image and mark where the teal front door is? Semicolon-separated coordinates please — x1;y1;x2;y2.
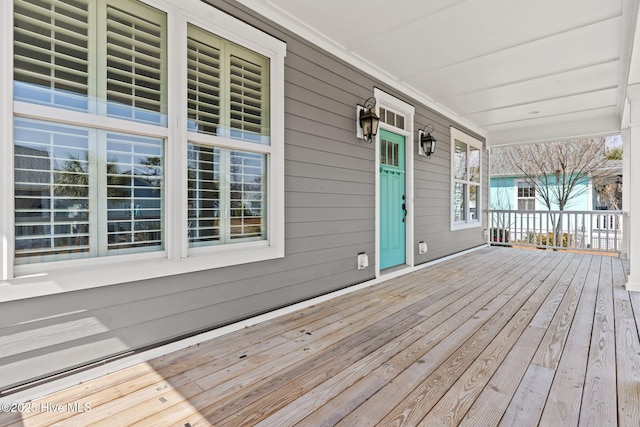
379;129;406;270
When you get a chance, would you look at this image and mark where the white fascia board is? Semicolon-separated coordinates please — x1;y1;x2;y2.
235;0;487;141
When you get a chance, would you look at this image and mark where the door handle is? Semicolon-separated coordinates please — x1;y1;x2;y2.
402;202;407;222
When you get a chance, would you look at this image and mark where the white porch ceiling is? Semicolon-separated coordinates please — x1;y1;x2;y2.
237;0;640;146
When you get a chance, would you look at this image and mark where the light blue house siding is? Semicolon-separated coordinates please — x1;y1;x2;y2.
490;175;591;211
487;175;622;251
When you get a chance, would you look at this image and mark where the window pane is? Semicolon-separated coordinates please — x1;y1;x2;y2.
230;151;266;241
380;139;387;165
14;0;90;110
229;52;270;144
469;184;478;221
187;25;221;136
187;26;270;144
518;199;535;210
15;118;164;264
518;182;535;198
469;146;480;182
454;182;466;222
106;1;167;125
14;118;90;263
13;0;168;126
454;140;467;180
107;133;164;252
188;146;266;246
188;144;221;246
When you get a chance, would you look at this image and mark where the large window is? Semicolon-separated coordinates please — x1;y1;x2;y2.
13;0;167;264
4;0;285;289
186;24;269;249
451;127;482;229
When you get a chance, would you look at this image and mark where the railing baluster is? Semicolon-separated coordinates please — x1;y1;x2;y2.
487;209;622;254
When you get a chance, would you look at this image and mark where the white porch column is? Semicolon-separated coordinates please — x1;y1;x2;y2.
626;92;640;291
621;129;631;260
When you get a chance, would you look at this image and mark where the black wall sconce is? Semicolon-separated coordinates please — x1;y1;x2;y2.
418;124;437;158
356;97;380;143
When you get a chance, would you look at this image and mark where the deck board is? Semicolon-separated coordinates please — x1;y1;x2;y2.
538;255;602;426
0;247;637;427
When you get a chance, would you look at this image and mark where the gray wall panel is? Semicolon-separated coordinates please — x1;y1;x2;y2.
0;0;487;391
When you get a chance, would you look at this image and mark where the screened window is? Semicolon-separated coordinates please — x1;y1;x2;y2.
9;0;285;278
451;128;482;228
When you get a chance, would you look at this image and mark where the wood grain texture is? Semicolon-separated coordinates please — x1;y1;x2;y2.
1;248;636;427
580;256;617;426
538;256;601;426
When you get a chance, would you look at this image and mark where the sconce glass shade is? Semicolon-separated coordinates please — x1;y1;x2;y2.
359;103;380;143
420;132;437;157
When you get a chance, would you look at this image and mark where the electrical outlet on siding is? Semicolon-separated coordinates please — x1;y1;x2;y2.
357;252;369;270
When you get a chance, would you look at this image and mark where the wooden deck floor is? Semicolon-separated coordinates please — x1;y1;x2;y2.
1;247;639;426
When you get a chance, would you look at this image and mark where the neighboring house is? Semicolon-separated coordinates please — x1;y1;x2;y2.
490;146;622;211
489;148;623;248
0;0;488;392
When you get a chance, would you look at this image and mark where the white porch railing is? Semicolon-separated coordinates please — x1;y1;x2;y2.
488;210;623;253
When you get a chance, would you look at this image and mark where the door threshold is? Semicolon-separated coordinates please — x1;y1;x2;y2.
381;264;410;276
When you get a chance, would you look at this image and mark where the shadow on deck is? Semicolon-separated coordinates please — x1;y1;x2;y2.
0;247;638;426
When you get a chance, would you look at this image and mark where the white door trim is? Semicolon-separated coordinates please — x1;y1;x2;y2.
374;88;415;277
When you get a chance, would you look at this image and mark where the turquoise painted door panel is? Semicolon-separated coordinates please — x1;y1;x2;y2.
380;129;406;269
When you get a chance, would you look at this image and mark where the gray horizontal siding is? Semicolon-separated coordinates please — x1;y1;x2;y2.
0;0;487;391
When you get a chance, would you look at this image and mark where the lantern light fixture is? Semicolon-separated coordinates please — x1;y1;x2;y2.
418;124;437;158
356;97;380;143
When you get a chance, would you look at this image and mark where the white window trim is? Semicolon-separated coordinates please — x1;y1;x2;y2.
515;179;537;210
0;0;286;301
450;127;483;230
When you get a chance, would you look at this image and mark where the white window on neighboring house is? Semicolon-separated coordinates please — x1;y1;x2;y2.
451;127;482;229
4;0;286;290
517;181;536;210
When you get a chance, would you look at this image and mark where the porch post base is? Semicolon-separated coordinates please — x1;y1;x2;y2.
626;275;640;292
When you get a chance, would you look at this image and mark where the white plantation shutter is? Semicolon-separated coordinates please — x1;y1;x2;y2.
11;0;282;269
229;151;265;240
187;144;221;245
13;0;167;123
187;25;269;143
13;0;167;264
187;25;221;135
13;0;90;109
186;25;269;248
229;51;269;143
105;1;166;125
106;133;163;252
14;118;91;263
187;145;265;246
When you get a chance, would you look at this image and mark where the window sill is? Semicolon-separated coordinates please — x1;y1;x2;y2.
0;242;284;303
451;220;482;231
